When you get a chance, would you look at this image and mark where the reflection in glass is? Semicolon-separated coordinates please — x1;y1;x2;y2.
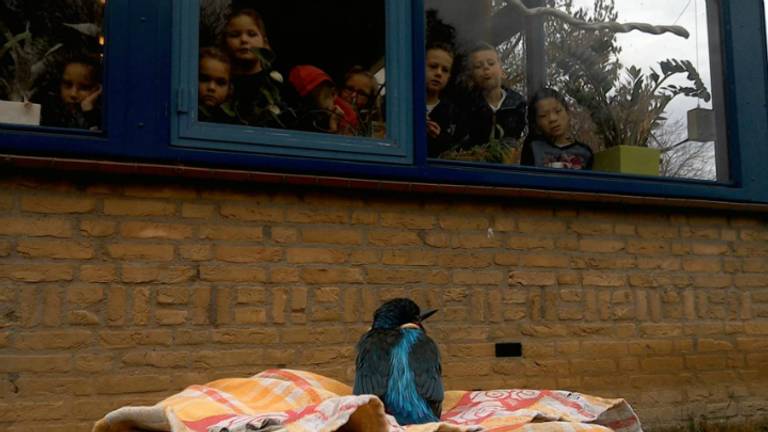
0;0;106;130
198;0;387;138
426;0;724;181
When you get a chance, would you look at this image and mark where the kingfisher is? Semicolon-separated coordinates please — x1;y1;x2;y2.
353;298;443;425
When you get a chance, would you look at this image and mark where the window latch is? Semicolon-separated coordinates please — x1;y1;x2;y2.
177;88;189;113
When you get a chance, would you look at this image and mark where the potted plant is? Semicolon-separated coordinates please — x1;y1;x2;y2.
0;19;62;125
0;0;103;127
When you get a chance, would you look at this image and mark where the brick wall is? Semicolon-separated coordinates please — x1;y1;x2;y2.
0;173;766;431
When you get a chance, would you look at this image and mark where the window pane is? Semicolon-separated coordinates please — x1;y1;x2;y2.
198;0;387;138
425;0;726;181
0;0;106;131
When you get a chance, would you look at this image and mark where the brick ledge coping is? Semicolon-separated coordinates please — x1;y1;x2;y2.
2;154;767;213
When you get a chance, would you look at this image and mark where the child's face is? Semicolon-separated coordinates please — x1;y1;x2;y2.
60;63;98;105
311;82;337;112
426;49;453;96
535;97;571;144
470;49;503;91
341;73;374;109
225;15;267;62
199;57;231;108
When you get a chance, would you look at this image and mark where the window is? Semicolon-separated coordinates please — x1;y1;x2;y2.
424;0;727;182
173;0;414;164
0;0;106;132
0;0;767;205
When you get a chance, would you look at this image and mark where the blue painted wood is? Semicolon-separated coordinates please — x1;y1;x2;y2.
0;0;767;205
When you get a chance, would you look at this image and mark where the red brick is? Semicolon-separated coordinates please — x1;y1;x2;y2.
380;213;435;229
286;208;348;224
122;265;195;284
14;330;91;350
199;265;267;282
507;236;555;250
198;225;263;241
368;230;422;246
451;233;502;249
0;264;74;282
378;250;435;266
452;270;503;285
579;239;625;253
79;265;117;283
181;203;215;219
80;220;116;237
439;215;488;230
220;204;284;222
107;243;174;261
0;355;71;372
21;196;95;214
17;239;94;259
287;248;347;264
302;228;362;245
120;222;193;240
302;268;363;284
0;217;72;237
215;246;283;263
103;199;176;216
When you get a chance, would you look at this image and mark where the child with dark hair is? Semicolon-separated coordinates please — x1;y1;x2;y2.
288;65;357;135
40;54;102;130
521;87;593;170
222;8;292;128
198;47;237;123
425;42;463;157
460;42;526;161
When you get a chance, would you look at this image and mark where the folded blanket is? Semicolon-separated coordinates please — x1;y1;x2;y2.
92;369;642;432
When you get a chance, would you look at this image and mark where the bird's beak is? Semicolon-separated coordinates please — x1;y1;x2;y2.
419;309;438;322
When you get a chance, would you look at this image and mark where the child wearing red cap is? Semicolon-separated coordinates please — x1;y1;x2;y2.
288;65;358;135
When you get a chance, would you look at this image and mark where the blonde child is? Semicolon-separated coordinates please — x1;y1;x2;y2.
521;88;593;169
222;8;291;127
462;42;525;158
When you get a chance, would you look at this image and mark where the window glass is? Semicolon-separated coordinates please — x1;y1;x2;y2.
198;0;386;138
425;0;725;181
0;0;106;131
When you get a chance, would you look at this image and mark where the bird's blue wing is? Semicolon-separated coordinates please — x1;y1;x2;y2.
354;329;399;399
409;333;444;419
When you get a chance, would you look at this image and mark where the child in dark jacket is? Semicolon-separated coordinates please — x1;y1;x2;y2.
223;8;293;128
460;42;526;162
425;43;463;158
198;47;239;124
521;87;593;170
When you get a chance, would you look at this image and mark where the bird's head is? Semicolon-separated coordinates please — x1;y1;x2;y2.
371;298;438;330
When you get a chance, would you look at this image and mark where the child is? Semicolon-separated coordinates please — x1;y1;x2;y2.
461;42;526;161
40;55;102;130
198;47;237;124
288;65;357;135
340;66;378;113
521;87;593;170
222;8;291;128
425;43;462;157
340;66;383;136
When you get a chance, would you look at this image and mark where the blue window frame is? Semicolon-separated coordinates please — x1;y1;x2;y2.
0;0;767;205
171;0;414;164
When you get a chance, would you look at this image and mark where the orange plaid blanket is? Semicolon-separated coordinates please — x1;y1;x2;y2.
92;369;642;432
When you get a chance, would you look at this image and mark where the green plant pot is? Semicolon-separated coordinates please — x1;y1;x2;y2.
592;145;661;176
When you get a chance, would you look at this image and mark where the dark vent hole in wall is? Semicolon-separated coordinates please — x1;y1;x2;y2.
495;342;522;358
